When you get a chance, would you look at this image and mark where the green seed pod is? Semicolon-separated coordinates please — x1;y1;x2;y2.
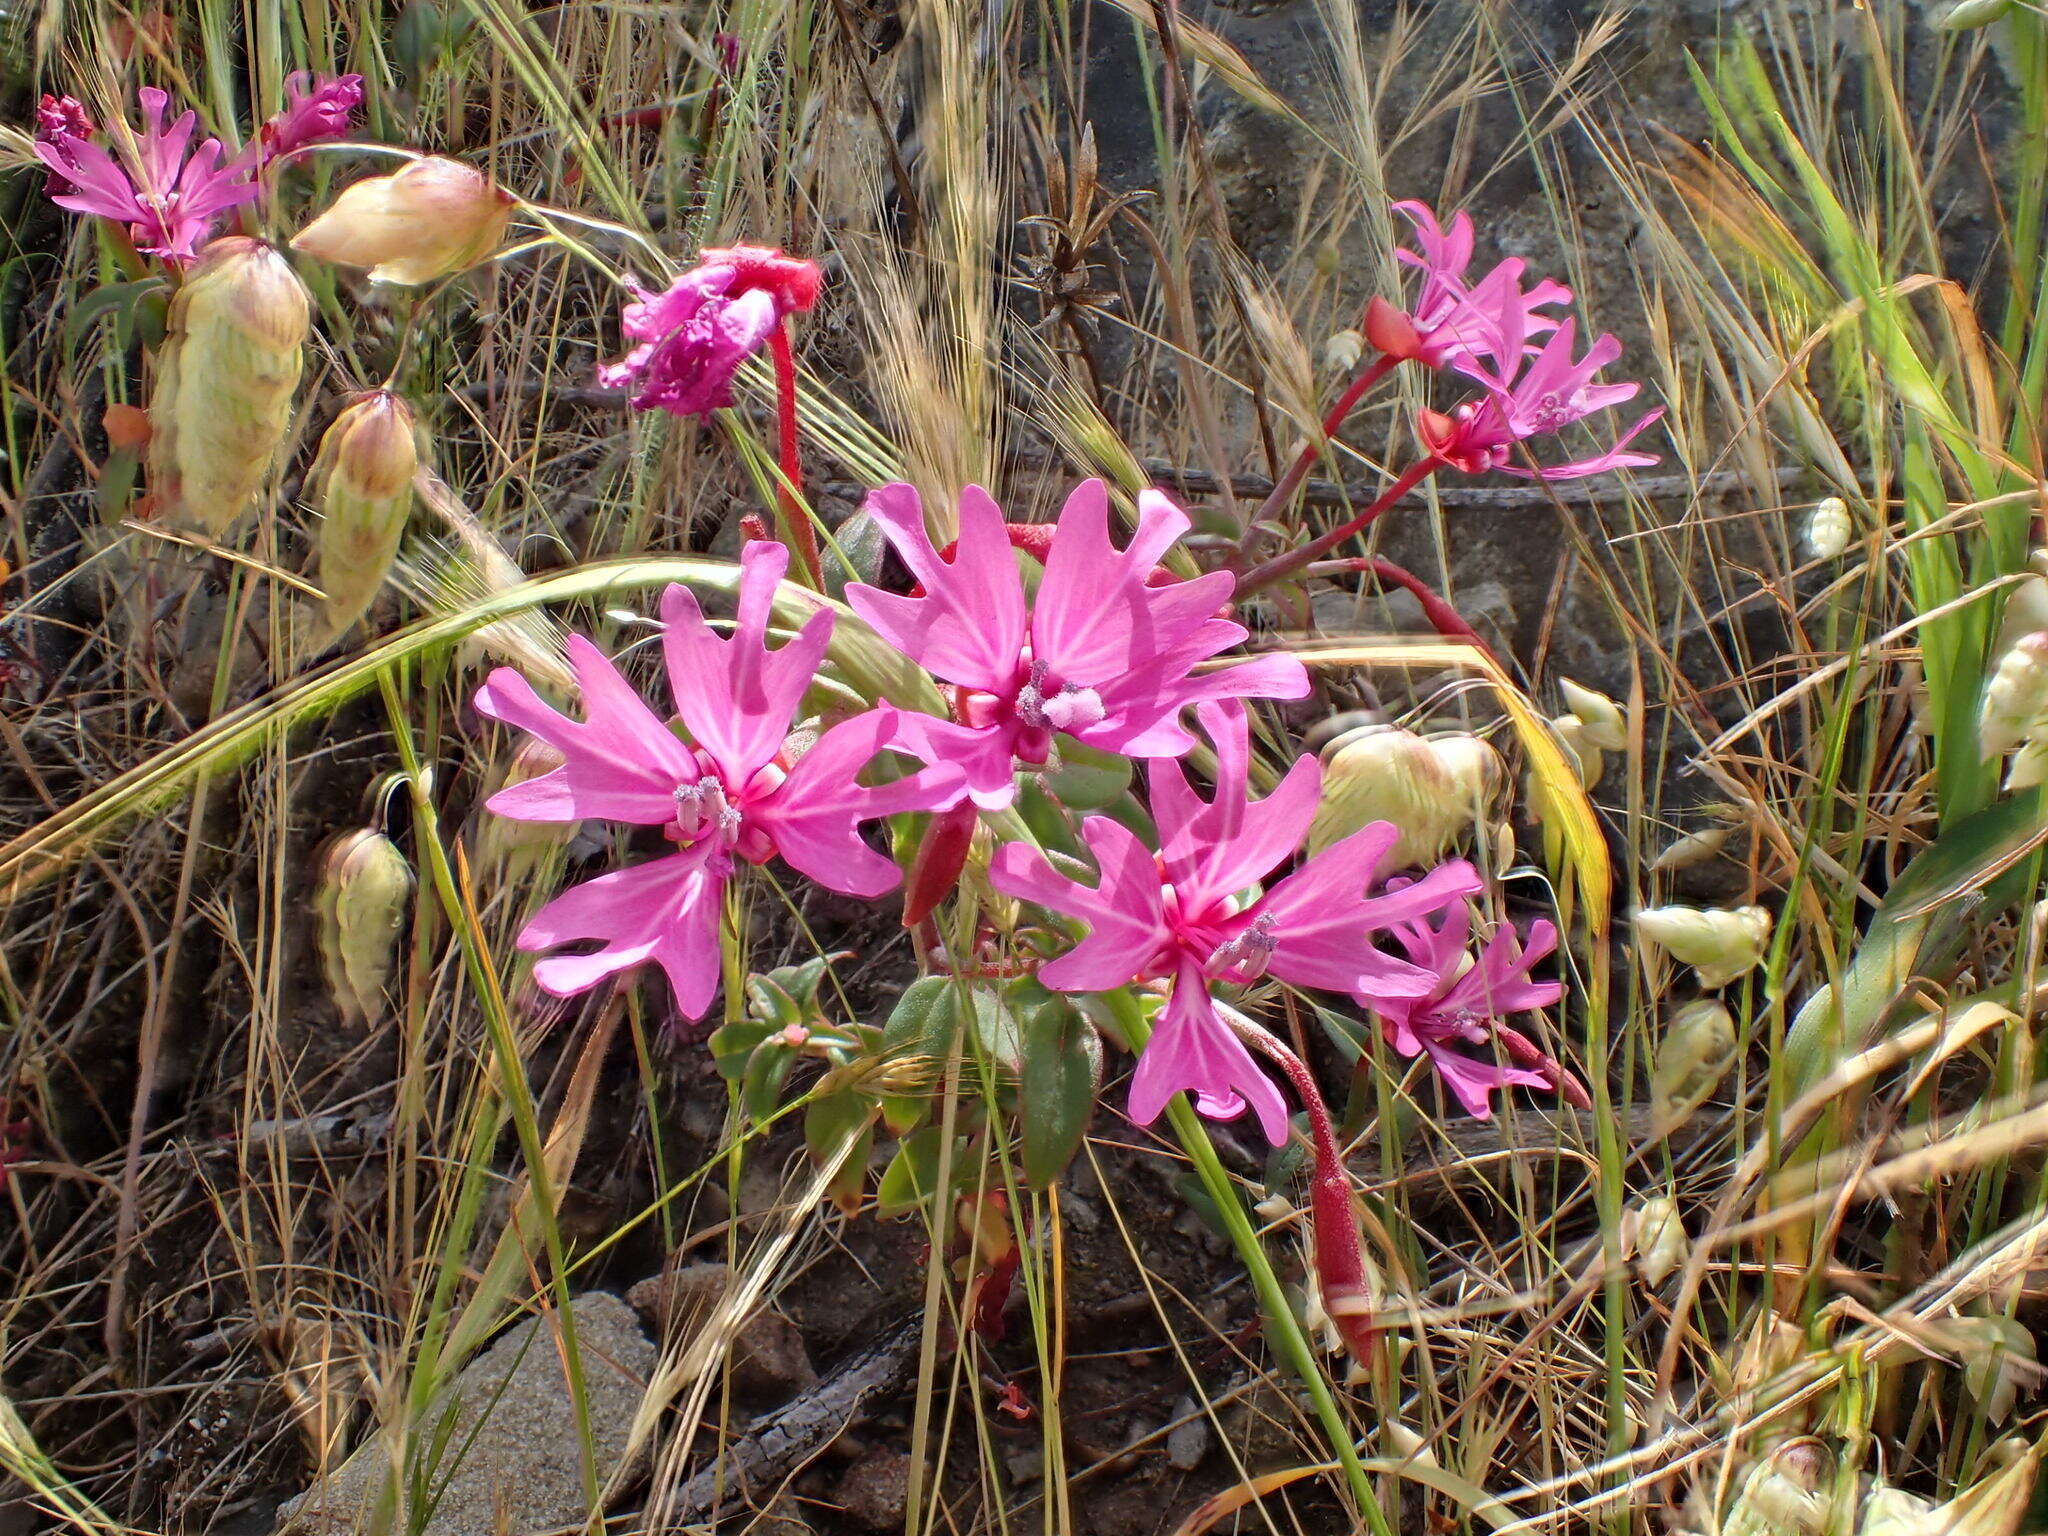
1558;679;1628;752
1980;632;2048;759
147;236;311;539
1623;1194;1686;1286
310;391;420;643
316;829;414;1026
1307;724;1502;868
1653;999;1738;1120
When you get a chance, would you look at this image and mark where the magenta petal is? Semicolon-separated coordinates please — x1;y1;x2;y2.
1419;1041;1551;1119
473;646;694;824
659;548;830;787
1150;704;1321;901
752;707;961;897
844;482;1029;694
989;817;1166;993
1258;830;1476;1000
518;847;726;1015
882;710;1020;810
1127;961;1291;1145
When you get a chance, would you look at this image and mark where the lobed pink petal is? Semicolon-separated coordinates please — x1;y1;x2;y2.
844;482;1029;694
658;549;831;787
517;846;727;1016
1419;1042;1551;1120
1148;702;1321;904
881;710;1021;810
474;639;696;824
990;817;1168;993
1126;957;1291;1144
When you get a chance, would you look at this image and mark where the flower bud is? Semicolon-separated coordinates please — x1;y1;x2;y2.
1858;1486;1938;1536
1558;679;1628;752
292;156;513;285
1935;0;2014;28
1364;295;1422;361
1636;904;1771;989
310;391;419;642
1308;724;1502;868
1980;632;2048;759
1653;999;1737;1118
146;236;310;539
1622;1195;1686;1286
316;829;414;1026
1805;496;1852;560
1321;328;1365;375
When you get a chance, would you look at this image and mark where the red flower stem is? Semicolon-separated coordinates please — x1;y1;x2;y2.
1308;554;1499;664
1235;456;1442;597
1238;352;1400;565
1221;1009;1376;1367
768;320;822;589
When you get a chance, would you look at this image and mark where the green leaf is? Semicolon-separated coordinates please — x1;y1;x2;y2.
1043;737;1133;811
1017;987;1101;1189
740;1041;797;1124
805;1090;877;1216
876;1125;950;1219
62;278;167;356
1786;785;2048;1088
708;1018;776;1081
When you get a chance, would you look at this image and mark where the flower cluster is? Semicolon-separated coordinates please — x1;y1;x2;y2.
35;74;362;262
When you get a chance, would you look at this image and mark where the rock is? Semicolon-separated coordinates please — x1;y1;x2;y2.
1166;1395;1211;1471
626;1260;818;1402
835;1447;913;1531
277;1292;655;1535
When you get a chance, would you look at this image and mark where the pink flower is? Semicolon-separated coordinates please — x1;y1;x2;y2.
257;72;364;162
33;86;260;262
598;245;822;418
474;542;961;1015
1373;901;1564;1118
845;480;1310;811
1419;319;1663;480
991;703;1481;1142
1391;200;1571;374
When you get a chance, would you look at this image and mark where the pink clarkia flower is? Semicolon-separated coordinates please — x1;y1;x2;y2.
257;72;365;162
1372;900;1565;1118
474;541;961;1016
845;480;1310;811
1390;200;1571;374
990;702;1482;1143
33;87;261;262
34;96;95;193
598;245;822;418
1419;319;1663;481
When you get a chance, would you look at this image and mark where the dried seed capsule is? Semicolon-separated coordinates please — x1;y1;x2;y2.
1550;713;1605;790
1321;328;1364;375
1308;724;1502;868
1653;999;1737;1118
1654;824;1734;872
310;391;419;642
1722;1440;1831;1536
147;236;310;539
316;829;414;1026
1805;496;1852;560
1858;1486;1937;1536
1635;904;1771;989
292;156;513;285
1623;1195;1686;1286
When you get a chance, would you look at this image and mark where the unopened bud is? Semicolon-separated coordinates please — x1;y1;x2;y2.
1364;295;1421;360
147;236;310;539
1805;496;1853;560
1980;632;2048;759
316;829;414;1026
1636;904;1771;989
1935;0;2014;28
292;156;513;285
1558;679;1628;752
1653;1000;1737;1118
1622;1195;1686;1286
310;391;419;642
1321;328;1365;375
1308;724;1502;868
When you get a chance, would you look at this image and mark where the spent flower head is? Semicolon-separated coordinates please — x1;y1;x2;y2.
599;245;822;418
